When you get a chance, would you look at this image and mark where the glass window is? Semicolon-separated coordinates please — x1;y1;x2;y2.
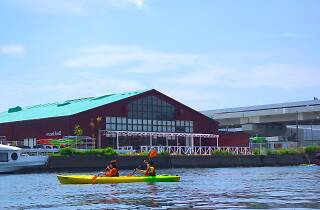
128;125;132;131
190;127;193;133
127;95;177;130
148;126;152;131
158;126;162;132
143;119;148;125
106;117;111;123
0;153;8;162
176;121;181;126
133;125;137;131
111;117;116;123
143;125;148;131
138;119;142;124
128;119;132;124
190;121;193;126
185;121;190;126
111;124;116;130
138;125;142;131
106;124;111;130
162;126;167;132
153;126;157;131
132;112;138;118
133;119;137;124
122;118;126;124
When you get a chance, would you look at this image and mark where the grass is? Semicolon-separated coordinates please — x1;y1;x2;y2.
59;147;118;156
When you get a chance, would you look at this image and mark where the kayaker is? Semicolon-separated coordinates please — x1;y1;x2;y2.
136;160;156;176
104;160;119;177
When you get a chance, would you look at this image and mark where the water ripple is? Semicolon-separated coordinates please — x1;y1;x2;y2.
1;166;320;209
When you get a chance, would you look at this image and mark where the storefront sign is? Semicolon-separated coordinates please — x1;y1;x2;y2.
45;130;62;137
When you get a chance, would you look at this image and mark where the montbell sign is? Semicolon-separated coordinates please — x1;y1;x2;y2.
45;130;62;137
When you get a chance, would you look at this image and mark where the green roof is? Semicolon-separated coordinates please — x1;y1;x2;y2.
0;90;149;123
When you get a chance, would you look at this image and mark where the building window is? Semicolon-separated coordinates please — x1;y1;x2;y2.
106;96;194;133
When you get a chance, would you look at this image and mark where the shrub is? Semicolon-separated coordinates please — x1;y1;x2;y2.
268;148;301;155
252;148;260;155
159;151;170;156
304;146;320;153
59;147;77;156
58;147;117;156
136;152;149;156
212;150;234;156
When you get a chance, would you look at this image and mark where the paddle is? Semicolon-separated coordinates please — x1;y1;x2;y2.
128;149;157;176
91;169;107;183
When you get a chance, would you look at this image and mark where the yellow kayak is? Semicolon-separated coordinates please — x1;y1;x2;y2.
57;175;180;184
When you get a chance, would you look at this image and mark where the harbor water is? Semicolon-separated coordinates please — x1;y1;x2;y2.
1;166;320;209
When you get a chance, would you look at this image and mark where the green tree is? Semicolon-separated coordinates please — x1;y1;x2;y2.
74;124;83;136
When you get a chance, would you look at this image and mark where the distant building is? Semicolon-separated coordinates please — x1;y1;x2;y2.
202;99;320;147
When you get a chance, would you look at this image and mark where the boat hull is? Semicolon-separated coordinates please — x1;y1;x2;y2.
57;175;180;184
0;156;48;173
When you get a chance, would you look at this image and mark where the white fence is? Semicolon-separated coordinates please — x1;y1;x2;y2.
141;146;251;155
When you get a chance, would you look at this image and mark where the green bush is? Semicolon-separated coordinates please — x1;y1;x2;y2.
159;151;170;156
59;147;77;156
58;147;118;156
268;148;301;155
304;146;320;153
212;150;234;156
252;148;260;155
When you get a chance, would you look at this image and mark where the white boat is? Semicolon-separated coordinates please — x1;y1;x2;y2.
0;144;48;173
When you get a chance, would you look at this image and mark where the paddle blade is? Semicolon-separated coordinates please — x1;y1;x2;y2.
148;149;157;158
92;175;98;183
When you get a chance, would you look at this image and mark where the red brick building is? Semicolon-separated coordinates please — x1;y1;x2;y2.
0;89;248;150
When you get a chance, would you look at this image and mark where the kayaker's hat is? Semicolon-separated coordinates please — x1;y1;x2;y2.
110;160;117;165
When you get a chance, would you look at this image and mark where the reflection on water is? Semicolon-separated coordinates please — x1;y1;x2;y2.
1;166;320;209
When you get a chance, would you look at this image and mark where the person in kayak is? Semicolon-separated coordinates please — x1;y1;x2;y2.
104;160;119;177
136;160;156;176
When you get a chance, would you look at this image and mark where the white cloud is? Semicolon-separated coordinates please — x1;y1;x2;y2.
166;64;320;89
0;44;26;56
64;44;202;73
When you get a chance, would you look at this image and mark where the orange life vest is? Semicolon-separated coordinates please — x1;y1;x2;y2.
105;167;119;177
145;166;156;176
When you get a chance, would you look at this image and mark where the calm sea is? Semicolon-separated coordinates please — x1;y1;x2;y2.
1;166;320;209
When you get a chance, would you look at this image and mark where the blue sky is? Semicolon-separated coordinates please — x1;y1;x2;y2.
0;0;319;112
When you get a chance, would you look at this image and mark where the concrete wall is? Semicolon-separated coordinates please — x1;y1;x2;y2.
48;153;317;171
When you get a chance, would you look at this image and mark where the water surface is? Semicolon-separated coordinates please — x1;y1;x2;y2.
1;166;320;209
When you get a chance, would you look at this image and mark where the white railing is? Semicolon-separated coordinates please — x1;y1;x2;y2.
118;146;133;150
141;146;251;155
0;140;23;147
